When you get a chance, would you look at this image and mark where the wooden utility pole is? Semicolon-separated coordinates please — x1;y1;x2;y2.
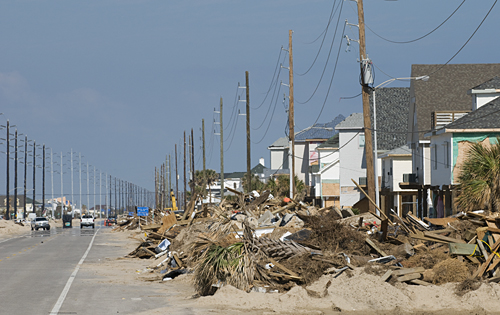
175;144;178;205
6;120;10;220
202;119;206;191
288;30;296;198
183;131;187;211
245;71;251;193
357;0;376;213
191;128;195;193
188;134;192;194
220;97;224;199
14;130;18;218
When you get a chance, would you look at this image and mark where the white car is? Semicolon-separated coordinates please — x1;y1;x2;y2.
80;215;95;229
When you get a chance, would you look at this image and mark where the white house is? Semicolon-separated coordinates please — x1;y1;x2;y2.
312;135;340;207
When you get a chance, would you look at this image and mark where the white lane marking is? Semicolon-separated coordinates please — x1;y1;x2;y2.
50;228;99;315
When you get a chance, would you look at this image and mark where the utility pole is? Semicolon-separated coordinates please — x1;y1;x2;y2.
188;134;192;194
60;151;63;215
191;128;195;195
183;131;187;210
24;136;28;220
288;30;296;198
79;153;82;213
99;171;102;218
42;145;45;216
86;162;89;214
14;129;18;218
246;71;251;193
70;149;73;216
175;144;178;205
356;0;376;214
5;120;10;220
93;166;96;215
109;175;112;215
50;148;53;217
220;97;224;199
114;177;117;215
202;119;206;192
32;143;36;214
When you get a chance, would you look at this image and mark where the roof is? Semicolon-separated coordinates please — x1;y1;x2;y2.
379;145;412;159
295;114;345;141
470;76;500;90
409;63;500;140
442;97;500;131
370;87;410;151
317;134;339;149
268;136;289;149
335;113;364;129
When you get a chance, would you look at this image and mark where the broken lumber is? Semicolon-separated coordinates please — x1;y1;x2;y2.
365;238;388;257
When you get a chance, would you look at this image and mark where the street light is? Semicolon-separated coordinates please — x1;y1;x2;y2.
372;76;429;212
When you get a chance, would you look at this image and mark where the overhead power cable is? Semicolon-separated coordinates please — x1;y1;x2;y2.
296;0;340;76
296;0;344;104
252;48;287;110
366;0;467;44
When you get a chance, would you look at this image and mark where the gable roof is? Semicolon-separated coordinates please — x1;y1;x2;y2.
470;76;500;90
335;113;364;129
317;134;339;149
409;63;500;140
268;136;289;149
370;87;410;151
379;144;412;159
441;97;500;131
295;114;345;141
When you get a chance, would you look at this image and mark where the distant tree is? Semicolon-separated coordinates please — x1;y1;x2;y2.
241;174;265;193
264;174;306;199
456;138;500;212
191;169;219;201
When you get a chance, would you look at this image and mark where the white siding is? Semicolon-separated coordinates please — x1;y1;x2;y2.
430;133;453;187
339;130;365;207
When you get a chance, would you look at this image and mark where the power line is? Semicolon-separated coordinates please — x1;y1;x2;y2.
251;48;287;110
296;0;341;76
365;0;467;44
296;1;344;104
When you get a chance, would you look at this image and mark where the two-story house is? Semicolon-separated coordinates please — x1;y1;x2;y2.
426;80;500;216
406;64;500;217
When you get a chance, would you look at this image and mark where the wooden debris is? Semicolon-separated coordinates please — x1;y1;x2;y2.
365;238;388;257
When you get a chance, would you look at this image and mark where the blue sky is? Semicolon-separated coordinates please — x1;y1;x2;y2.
1;0;499;207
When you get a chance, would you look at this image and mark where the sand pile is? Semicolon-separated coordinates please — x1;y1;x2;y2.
0;220;30;236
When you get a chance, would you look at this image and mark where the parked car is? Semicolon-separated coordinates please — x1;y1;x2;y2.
80;215;95;229
31;217;50;231
105;216;117;226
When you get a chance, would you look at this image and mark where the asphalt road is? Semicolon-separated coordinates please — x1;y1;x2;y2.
0;222;190;315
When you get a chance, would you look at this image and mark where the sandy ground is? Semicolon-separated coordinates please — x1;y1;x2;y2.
98;229;500;315
0;219;31;236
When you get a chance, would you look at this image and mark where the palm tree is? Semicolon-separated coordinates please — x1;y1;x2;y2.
192;169;219;203
456;137;500;212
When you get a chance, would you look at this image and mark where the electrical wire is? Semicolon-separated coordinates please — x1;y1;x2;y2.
251;48;287;110
426;0;498;77
296;0;341;76
365;0;467;44
252;72;282;131
296;1;344;104
300;0;338;45
308;23;346;126
252;85;283;144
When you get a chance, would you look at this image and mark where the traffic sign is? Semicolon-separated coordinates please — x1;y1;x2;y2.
137;207;149;216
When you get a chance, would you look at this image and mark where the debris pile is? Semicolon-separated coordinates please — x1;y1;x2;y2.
114;189;500;297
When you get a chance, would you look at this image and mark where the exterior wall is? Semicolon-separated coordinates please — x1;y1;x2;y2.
412;142;430;185
392;158;413;192
339;129;365;207
294;142;307;183
451;132;500;185
473;94;500;110
430;133;453;187
270;148;288;170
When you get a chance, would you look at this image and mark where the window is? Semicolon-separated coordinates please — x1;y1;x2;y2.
359;134;365;147
433;144;438;170
444;141;450;168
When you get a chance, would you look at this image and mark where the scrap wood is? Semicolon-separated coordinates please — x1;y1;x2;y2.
271;202;296;215
392;267;425;277
268;271;302;281
158;212;177;234
476;239;500;278
486;257;500;273
397;273;421;282
365;238;388;257
381;270;392;282
477;239;489;260
268;257;299;277
351;179;393;225
407;213;430;231
225;186;243;196
465;256;481;265
389;209;411;234
410;232;448;244
449;243;478;256
410;279;431;286
488;275;500;283
423;231;466;244
424;216;458;227
173;253;184;268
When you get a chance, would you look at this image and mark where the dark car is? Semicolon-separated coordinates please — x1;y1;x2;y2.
105;217;117;226
31;217;50;231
